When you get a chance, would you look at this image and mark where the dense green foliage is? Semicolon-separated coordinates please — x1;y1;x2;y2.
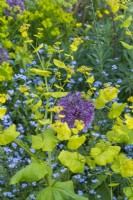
0;0;133;200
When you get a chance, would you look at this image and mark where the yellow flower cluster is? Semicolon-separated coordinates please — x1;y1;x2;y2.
72;120;85;134
106;0;120;13
125;114;133;129
111;153;133;177
70;37;83;52
0;93;8;103
77;66;92;75
19;24;30;38
0;16;9;39
19;85;29;96
106;0;130;13
51;120;71;141
0;62;13;81
21;0;75;40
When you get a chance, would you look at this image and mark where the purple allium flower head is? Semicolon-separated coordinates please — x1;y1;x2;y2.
57;92;94;128
6;0;25;16
0;46;9;64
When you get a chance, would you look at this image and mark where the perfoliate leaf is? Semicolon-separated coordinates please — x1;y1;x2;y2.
67;135;86;150
123;187;133;199
106;128;129;143
114;15;124;20
32;129;57;152
44;92;68;98
94;96;107;109
94;86;118;109
109;124;133;144
58;150;85;173
53;59;67;69
120;15;132;28
36;181;88;200
125;114;133;129
31;100;42;111
111;153;133;177
10;162;51;184
86;76;94;84
0;124;20;145
120;41;133;50
41;129;58;151
51;121;71;141
0;107;6;119
29;68;51;77
32;134;44;150
101;86;118;101
86;156;96;169
108;102;126;119
90;143;120;166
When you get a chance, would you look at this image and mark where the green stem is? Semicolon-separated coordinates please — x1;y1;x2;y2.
109;175;113;200
15;140;41;163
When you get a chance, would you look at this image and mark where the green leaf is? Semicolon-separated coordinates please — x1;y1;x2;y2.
0;107;6;119
90;144;120;166
33;43;44;53
111;153;133;177
67;135;86;150
10;162;51;184
53;59;67;69
36;181;88;200
58;150;85;173
38;119;51;125
120;41;133;50
108;183;119;187
108;102;126;119
123;187;133;198
86;156;96;169
94;96;106;109
42;129;58;151
114;15;124;20
31;100;42;111
107;124;133;144
29;68;51;77
32;129;57;152
120;15;132;28
52;121;71;141
0;124;20;145
32;134;44;150
106;129;129;143
127;129;133;144
44;92;68;98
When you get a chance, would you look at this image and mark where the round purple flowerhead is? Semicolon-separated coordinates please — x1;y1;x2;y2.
0;46;9;64
57;92;94;129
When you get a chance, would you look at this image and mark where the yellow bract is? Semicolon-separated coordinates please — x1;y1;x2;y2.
0;107;6;119
51;121;71;141
125;114;133;129
94;86;118;109
86;76;94;84
67;135;86;150
111;153;133;177
106;0;120;13
70;37;83;52
74;120;85;131
0;94;8;103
